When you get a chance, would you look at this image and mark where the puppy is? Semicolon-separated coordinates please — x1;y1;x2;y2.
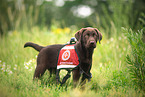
24;27;102;85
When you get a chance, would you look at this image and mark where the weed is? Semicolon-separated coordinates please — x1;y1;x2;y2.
125;28;145;91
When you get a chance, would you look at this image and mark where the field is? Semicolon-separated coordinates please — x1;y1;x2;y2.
0;27;144;97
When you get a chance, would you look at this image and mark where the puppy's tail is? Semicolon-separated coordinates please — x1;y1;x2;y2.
24;42;44;52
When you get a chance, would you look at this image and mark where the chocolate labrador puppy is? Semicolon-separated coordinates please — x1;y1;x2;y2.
24;27;102;85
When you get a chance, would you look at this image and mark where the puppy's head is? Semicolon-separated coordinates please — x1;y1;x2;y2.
75;27;102;49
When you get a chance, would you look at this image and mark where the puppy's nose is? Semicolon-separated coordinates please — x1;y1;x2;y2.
90;41;95;44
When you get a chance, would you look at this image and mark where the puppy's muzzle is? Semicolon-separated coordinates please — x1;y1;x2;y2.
90;41;95;44
89;40;96;48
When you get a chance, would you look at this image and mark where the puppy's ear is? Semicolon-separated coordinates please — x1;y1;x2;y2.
75;31;80;41
94;28;102;44
75;28;87;41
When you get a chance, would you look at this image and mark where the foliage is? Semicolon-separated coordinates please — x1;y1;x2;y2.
91;0;133;38
1;0;145;36
0;27;144;96
0;0;39;35
124;28;145;91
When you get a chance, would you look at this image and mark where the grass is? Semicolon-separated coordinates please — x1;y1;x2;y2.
0;27;144;97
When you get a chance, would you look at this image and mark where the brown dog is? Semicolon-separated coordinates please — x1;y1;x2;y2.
24;27;102;85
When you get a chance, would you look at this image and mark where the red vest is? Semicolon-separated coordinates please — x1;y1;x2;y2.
57;44;79;69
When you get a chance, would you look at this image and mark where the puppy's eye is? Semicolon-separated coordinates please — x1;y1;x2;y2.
93;33;97;37
85;34;89;37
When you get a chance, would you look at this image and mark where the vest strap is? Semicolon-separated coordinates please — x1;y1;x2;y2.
56;69;71;85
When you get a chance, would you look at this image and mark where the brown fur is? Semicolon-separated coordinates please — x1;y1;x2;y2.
24;27;102;85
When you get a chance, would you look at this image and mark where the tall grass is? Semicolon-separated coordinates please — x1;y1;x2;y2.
0;26;144;96
0;1;39;35
125;28;145;91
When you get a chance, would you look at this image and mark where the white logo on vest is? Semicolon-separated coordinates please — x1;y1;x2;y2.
62;50;70;61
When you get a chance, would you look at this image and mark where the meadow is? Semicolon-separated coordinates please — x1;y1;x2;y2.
0;26;144;97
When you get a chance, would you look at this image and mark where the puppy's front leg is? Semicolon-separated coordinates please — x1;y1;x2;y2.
56;69;62;84
73;69;81;87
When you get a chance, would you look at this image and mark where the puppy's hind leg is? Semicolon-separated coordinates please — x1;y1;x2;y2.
48;68;56;78
33;65;46;79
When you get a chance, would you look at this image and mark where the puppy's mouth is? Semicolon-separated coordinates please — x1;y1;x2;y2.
87;41;96;48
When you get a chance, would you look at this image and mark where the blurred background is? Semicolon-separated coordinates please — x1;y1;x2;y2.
0;0;145;38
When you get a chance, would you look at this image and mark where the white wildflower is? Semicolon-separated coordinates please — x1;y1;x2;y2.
3;62;5;65
116;45;119;49
15;64;17;67
110;38;114;42
29;60;32;63
14;67;17;70
100;63;103;67
9;71;13;74
119;37;121;40
107;41;110;44
32;59;35;62
124;36;127;39
14;64;17;70
119;54;122;58
1;67;4;71
123;47;126;51
7;65;11;69
25;65;29;69
29;68;33;71
2;64;5;68
24;59;36;71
